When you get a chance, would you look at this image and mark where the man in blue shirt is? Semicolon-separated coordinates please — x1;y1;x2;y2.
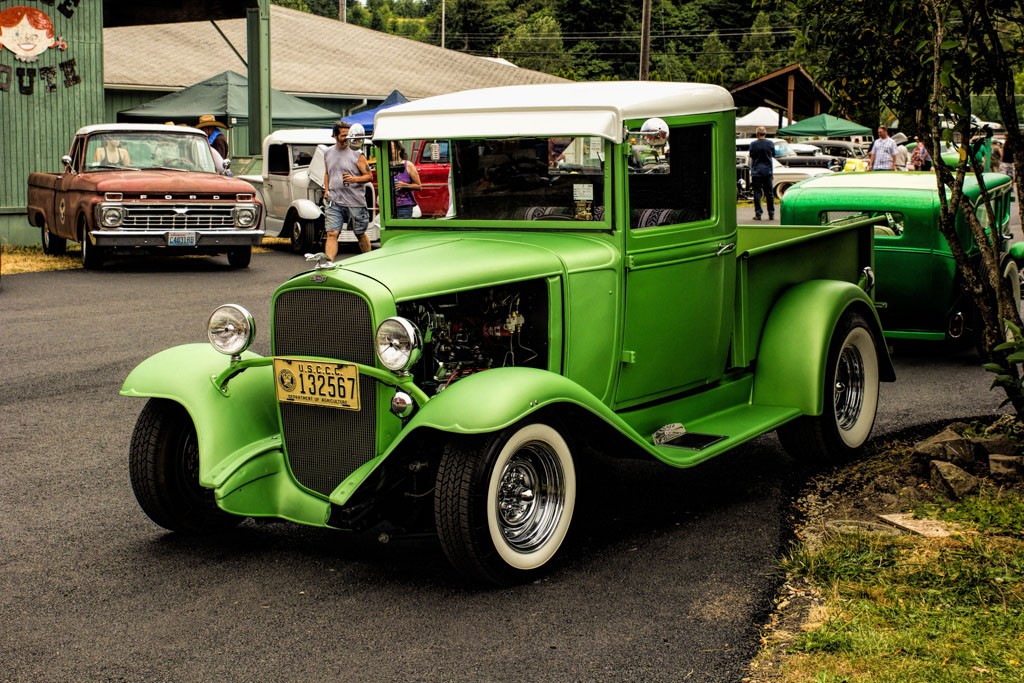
749;126;775;220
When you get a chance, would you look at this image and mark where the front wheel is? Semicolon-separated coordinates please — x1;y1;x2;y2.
435;421;576;585
129;399;241;534
227;246;251;268
777;311;880;461
80;225;105;269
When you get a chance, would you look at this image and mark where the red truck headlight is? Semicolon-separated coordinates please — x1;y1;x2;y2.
100;205;125;228
234;204;257;227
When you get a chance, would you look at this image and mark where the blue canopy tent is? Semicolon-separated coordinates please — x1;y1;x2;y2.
346;90;408;132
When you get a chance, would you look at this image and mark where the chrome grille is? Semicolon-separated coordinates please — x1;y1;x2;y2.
122;203;235;229
274;288;377;497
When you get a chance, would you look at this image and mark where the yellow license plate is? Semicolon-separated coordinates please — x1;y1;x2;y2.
273;358;360;411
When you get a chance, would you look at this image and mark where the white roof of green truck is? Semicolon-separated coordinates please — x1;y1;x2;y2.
788;170;1011;194
372;81;734;143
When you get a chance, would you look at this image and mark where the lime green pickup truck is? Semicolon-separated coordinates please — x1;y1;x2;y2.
121;82;893;584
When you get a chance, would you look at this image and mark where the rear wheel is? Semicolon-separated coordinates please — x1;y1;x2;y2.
227;246;252;268
435;421;576;585
777;311;880;461
41;221;66;255
129;399;241;534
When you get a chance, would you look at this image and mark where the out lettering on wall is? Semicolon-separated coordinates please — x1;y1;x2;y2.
0;3;79;95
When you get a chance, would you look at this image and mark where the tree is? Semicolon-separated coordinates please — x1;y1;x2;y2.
734;11;777;83
921;0;1024;413
799;0;1024;413
495;11;567;74
693;31;729;86
272;0;313;13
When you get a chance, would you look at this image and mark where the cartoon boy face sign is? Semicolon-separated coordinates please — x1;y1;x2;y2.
0;6;65;62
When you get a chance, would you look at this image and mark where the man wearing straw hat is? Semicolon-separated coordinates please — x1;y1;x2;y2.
196;114;229;159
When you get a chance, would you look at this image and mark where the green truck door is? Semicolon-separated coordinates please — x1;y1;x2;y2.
614;122;735;406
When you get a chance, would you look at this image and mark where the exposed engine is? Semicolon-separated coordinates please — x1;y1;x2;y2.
396;279;549;395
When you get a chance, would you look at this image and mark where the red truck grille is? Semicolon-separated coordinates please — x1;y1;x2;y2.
121;203;236;229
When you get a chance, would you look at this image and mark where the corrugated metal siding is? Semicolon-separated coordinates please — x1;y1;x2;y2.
0;2;104;223
105;89;168;123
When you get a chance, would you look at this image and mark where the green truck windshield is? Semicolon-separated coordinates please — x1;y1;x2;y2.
417;135;606;222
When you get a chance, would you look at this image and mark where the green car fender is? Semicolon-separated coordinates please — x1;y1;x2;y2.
1008;241;1024;265
752;280;895;416
330;367;640;507
120;343;280;488
400;366;622;434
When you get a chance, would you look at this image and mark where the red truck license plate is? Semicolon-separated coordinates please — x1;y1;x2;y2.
167;231;197;246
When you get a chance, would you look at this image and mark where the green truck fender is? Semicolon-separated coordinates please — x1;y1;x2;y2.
330;367;645;507
752;280;896;416
398;366;622;434
120;343;281;489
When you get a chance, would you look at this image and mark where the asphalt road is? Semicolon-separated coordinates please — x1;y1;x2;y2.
0;239;1008;683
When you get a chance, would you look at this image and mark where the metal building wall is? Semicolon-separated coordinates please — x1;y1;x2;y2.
0;2;104;246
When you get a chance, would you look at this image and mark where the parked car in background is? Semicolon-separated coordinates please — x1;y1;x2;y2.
28;123;263;269
736;137;842;171
241;129;380;253
736;155;833;199
803;139;869;160
782;171;1019;343
802;139;870;171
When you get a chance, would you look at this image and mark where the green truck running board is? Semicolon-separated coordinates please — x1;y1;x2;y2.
650;403;802;468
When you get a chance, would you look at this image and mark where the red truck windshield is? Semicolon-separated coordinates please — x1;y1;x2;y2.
84;131;217;174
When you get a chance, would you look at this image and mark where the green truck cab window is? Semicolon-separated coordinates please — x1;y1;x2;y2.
627;123;712;229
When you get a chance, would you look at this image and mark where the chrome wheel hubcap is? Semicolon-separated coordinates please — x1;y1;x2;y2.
835;343;865;431
495;442;565;553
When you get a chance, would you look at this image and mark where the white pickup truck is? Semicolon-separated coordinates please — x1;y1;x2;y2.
241;129;380;252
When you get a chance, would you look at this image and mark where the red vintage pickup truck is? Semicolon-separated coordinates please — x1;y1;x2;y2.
27;123;263;269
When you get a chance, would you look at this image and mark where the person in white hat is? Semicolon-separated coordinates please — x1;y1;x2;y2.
891;132;909;171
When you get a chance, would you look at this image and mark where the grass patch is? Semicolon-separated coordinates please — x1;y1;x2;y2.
754;488;1024;682
1;238;292;275
2;244;80;273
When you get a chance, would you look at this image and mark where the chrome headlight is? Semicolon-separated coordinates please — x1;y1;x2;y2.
375;317;421;373
207;304;255;356
100;205;124;228
234;205;257;227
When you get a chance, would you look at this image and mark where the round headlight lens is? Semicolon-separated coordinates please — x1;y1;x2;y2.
207;304;256;356
375;317;421;372
101;206;124;227
235;206;256;227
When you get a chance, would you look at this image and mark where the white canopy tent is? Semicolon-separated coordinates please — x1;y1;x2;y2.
735;106;791;135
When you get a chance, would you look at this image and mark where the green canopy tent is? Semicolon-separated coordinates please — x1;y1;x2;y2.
116;71;339;155
776;113;871;138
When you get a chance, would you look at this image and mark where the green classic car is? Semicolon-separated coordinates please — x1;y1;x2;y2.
781;171;1016;342
122;82;894;584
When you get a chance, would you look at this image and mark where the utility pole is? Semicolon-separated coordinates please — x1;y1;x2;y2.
339;0;346;23
441;0;446;48
639;0;652;80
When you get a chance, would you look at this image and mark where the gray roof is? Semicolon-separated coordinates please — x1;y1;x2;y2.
103;5;567;101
